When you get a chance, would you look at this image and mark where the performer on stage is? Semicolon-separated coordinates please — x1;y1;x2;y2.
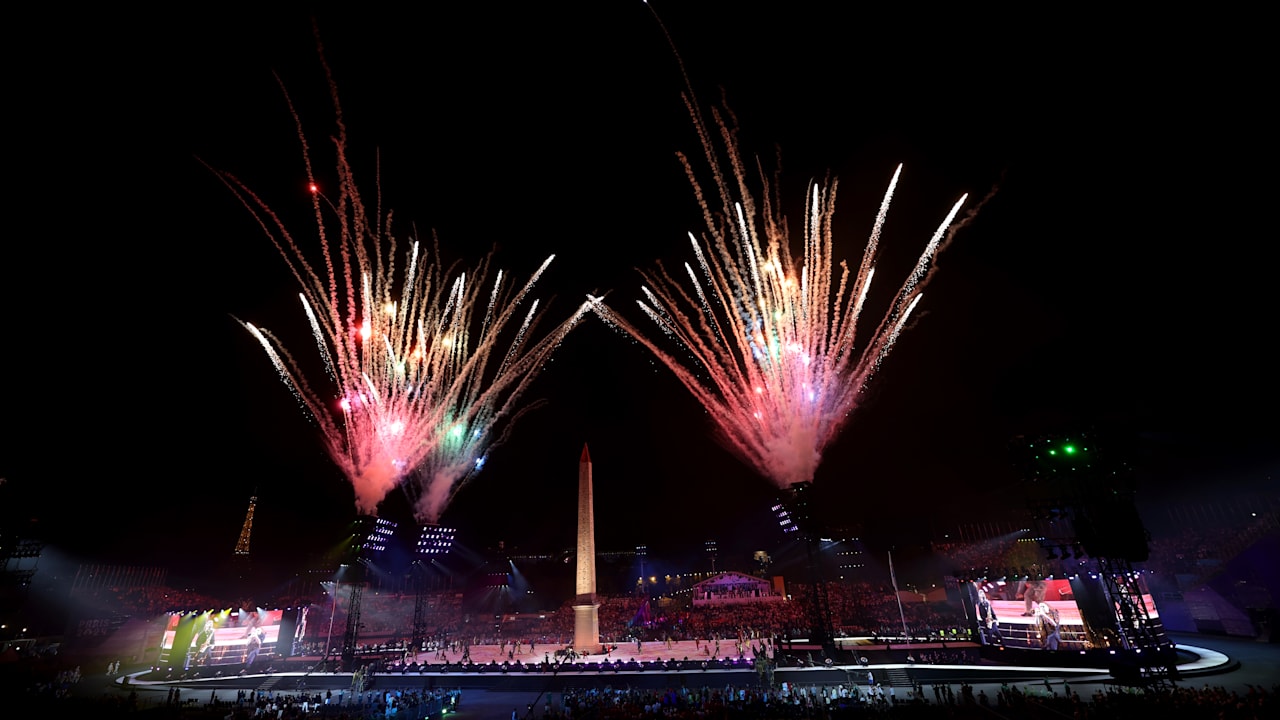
191;618;216;666
977;587;1002;645
243;627;264;665
1034;602;1060;650
1022;580;1048;616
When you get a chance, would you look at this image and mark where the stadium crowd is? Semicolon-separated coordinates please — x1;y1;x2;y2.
299;580;975;658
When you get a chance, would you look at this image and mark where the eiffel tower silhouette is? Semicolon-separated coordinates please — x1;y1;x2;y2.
235;492;257;556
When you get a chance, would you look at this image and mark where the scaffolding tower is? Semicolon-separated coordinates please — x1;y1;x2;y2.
774;481;834;655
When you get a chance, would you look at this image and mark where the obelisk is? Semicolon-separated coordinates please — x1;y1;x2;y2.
572;443;599;653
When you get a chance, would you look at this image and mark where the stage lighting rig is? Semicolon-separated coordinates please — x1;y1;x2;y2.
416;524;457;557
352;516;398;557
773;481;821;539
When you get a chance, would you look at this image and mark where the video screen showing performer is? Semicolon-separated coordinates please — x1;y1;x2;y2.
965;578;1085;650
167;608;285;668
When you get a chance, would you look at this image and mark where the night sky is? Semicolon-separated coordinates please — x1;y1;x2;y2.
6;4;1274;590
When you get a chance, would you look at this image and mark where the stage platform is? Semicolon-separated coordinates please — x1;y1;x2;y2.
124;635;1240;694
100;633;1280;720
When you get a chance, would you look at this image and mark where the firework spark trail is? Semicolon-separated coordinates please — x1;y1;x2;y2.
213;67;595;522
592;100;968;491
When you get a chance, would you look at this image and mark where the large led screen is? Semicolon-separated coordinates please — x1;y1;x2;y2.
159;608;285;668
964;574;1166;651
965;578;1085;650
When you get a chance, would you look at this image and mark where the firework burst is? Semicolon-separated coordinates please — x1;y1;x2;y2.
214;70;594;521
592;101;968;490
